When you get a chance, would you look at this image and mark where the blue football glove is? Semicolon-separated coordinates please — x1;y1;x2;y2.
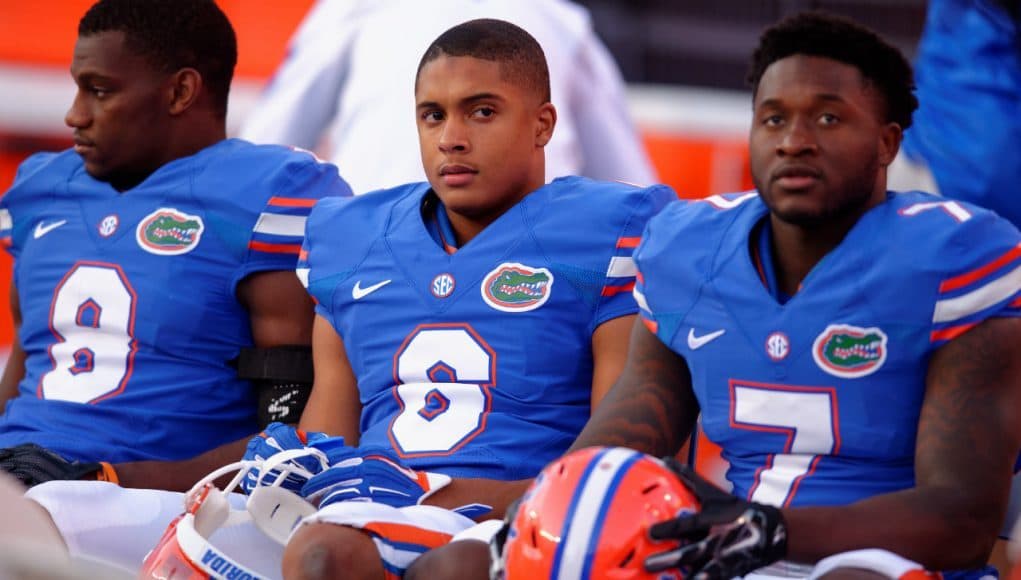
300;447;452;509
643;459;788;580
241;422;335;494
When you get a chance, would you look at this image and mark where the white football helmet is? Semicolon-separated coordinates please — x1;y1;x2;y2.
140;448;326;579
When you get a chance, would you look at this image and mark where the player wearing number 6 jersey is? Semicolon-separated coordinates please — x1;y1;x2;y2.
0;0;352;488
280;19;673;579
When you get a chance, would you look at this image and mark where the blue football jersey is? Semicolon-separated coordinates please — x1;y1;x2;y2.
635;191;1021;508
300;177;673;480
0;139;352;462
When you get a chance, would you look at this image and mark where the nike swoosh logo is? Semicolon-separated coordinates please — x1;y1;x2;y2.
33;219;67;239
687;328;726;350
352;279;392;300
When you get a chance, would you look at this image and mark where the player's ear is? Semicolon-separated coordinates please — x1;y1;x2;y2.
535;102;556;148
167;68;203;116
877;121;902;167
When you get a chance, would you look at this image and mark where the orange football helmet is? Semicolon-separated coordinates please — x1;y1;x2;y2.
495;446;699;579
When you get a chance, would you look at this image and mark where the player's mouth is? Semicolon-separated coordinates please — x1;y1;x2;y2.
439;163;478;187
73;136;96;156
772;164;821;191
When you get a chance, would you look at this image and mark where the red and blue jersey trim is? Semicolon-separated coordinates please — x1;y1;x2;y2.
930;242;1021;344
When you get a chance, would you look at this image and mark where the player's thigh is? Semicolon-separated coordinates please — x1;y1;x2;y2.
27;481;284;577
299;501;476;576
406;519;503;580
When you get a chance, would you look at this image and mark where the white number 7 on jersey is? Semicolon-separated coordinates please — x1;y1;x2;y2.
730;381;839;507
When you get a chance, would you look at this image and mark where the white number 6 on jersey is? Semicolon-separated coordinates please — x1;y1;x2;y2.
390;323;495;456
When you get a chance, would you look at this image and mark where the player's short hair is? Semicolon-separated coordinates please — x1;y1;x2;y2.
79;0;237;118
416;19;552;104
747;12;917;129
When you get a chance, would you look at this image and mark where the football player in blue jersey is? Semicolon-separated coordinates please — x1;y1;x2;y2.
555;11;1021;580
0;0;351;493
271;18;674;580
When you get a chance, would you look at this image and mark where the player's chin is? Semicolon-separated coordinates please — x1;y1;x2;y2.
432;186;479;211
81;159;110;181
769;202;830;228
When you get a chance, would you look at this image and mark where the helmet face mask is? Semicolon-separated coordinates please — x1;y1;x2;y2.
495;447;699;580
141;449;324;579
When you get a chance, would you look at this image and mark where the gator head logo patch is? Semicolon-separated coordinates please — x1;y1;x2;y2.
481;262;554;313
135;208;204;255
812;324;888;378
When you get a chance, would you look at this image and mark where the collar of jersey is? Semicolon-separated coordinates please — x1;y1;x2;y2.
421;191;459;255
753;217;793;304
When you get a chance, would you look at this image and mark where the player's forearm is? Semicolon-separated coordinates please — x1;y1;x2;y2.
113;436;250;491
783;484;1002;569
569;321;698;457
424;478;532;521
0;341;25;411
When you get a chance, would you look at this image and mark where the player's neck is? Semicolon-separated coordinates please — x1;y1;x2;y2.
767;212;859;296
165;120;227;165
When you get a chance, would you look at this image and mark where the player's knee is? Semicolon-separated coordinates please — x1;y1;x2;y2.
283;523;383;580
406;540;491;580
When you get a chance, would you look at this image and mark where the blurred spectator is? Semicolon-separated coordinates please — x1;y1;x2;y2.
239;0;657;194
890;0;1021;227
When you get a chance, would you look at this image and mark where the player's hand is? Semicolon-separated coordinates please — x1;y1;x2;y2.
0;443;107;487
643;459;788;580
300;447;451;509
241;422;336;494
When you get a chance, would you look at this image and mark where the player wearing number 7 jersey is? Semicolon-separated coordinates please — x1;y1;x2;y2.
0;0;352;488
281;18;674;579
560;12;1021;580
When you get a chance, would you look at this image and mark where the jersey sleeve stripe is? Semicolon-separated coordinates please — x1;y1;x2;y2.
601;282;636;297
1012;296;1021;308
703;191;757;210
939;243;1021;293
930;321;978;343
632;286;650;312
0;208;11;231
616;236;641;249
299;249;309;261
932;263;1021;323
296;267;310;288
606;256;638;278
268;196;318;208
254;213;308;237
248;240;303;255
641;315;658;334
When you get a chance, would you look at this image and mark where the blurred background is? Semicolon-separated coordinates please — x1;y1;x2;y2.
0;0;928;347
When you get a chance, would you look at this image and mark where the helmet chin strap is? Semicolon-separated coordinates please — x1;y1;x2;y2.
184;447;327;544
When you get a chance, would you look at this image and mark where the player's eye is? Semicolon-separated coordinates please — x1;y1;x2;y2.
819;113;839;126
421;110;443;123
89;86;109;98
762;114;783;127
471;106;495;119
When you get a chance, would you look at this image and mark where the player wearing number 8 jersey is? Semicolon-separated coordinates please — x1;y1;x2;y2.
0;141;347;464
0;0;352;483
